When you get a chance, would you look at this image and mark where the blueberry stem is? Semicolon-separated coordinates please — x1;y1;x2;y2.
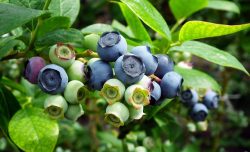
77;50;99;58
149;74;161;83
170;18;185;33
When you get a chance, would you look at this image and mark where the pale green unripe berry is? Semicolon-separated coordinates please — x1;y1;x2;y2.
64;80;87;104
125;84;150;109
135;146;147;152
104;102;129;127
143;137;155;149
65;104;84;121
196;120;208;131
49;43;75;68
129;106;145;120
67;60;86;82
101;79;125;104
187;122;196;132
82;33;100;51
44;95;68;119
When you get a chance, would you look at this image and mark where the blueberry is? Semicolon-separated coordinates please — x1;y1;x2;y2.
114;54;146;85
160;71;183;99
85;58;113;90
67;60;86;82
97;31;127;62
150;81;161;105
190;103;208;122
82;33;100;51
131;46;158;75
180;89;199;107
38;64;68;94
154;54;174;78
49;43;75;68
203;90;219;109
24;57;46;84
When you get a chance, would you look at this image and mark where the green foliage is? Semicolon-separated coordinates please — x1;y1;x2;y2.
207;0;240;14
81;23;114;34
9;0;45;9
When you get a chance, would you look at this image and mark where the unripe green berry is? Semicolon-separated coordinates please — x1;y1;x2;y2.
135;146;147;152
82;33;100;51
101;79;125;104
129;106;145;120
49;43;75;68
143;137;155;149
64;80;87;104
44;95;68;119
125;85;150;109
67;60;86;82
104;102;129;127
65;104;84;121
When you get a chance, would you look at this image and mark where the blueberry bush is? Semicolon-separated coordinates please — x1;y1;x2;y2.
0;0;250;152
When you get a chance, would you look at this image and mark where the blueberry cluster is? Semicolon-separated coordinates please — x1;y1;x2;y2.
180;89;220;122
23;31;184;127
24;43;85;121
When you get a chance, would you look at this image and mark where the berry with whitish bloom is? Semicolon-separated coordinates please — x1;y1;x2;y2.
49;43;75;68
85;58;113;91
129;106;145;120
64;80;87;104
104;102;129;127
82;33;100;51
114;54;146;85
97;31;127;62
160;71;183;99
180;89;199;107
65;104;84;121
44;95;68;119
24;57;46;84
125;84;150;109
131;46;158;75
150;81;161;105
154;54;174;78
100;79;125;104
203;90;219;109
67;60;86;82
38;64;68;94
190;103;208;122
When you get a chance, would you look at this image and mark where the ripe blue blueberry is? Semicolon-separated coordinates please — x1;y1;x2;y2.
150;81;161;105
38;64;68;94
203;90;219;109
131;46;158;75
24;57;46;84
85;58;113;90
160;71;183;99
190;103;208;122
154;54;174;78
180;89;199;107
97;31;127;62
114;54;146;85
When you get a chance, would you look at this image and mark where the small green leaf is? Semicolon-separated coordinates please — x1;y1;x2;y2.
119;3;151;42
175;66;221;93
0;3;45;35
207;0;240;14
0;38;25;59
121;0;171;41
169;0;208;21
170;41;249;75
1;77;27;94
179;21;250;41
8;107;59;152
49;0;80;25
81;23;114;35
9;0;45;9
37;16;71;37
35;28;84;48
111;20;133;37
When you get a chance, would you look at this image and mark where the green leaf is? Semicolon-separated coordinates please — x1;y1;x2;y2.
175;66;221;94
8;107;59;152
111;20;134;37
35;28;84;48
0;3;45;35
207;0;240;14
119;3;151;42
179;21;250;41
0;38;25;59
121;0;171;41
169;0;208;21
49;0;80;25
1;77;27;94
170;41;249;75
97;132;122;149
37;16;71;37
81;23;113;35
9;0;45;9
